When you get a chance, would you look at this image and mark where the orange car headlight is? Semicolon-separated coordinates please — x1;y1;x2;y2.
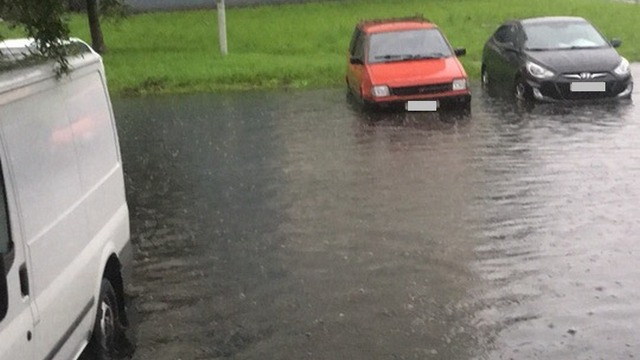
452;78;468;91
371;85;390;97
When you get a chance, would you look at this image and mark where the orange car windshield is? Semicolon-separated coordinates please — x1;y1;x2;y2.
367;28;452;64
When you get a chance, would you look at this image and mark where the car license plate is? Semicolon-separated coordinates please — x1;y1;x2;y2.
406;100;438;112
570;82;605;92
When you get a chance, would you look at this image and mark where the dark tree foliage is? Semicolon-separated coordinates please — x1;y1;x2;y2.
0;0;126;72
0;0;71;72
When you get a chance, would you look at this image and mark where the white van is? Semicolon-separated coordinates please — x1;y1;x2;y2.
0;39;134;359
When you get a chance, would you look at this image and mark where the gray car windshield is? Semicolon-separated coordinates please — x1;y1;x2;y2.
368;28;452;63
523;21;609;51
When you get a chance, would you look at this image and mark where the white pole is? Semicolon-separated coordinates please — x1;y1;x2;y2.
217;0;228;56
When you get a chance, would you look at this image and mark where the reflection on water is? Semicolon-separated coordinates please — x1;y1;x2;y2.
469;93;640;359
114;73;640;359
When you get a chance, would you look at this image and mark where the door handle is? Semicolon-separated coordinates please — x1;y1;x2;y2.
19;263;29;297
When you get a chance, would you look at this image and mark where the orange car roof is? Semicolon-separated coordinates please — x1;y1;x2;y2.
358;16;437;33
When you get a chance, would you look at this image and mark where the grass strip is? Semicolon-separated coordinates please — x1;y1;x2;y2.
4;0;639;95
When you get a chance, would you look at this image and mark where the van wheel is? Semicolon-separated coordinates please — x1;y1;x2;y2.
86;279;121;360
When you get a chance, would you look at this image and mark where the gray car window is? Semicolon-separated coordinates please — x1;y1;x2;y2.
494;25;518;45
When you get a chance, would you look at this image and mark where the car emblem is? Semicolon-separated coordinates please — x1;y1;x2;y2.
580;72;592;80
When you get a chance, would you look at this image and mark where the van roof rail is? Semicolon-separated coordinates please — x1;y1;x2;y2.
0;38;94;71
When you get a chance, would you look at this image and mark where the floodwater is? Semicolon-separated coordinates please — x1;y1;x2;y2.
114;67;640;360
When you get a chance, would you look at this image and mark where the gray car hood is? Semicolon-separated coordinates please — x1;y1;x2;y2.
525;47;622;74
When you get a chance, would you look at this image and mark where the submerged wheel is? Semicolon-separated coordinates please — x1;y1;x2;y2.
514;77;532;101
481;66;490;89
85;279;121;360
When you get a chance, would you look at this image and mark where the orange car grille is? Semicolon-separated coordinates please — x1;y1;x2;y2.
390;82;452;96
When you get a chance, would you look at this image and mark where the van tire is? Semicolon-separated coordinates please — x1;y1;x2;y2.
85;279;122;360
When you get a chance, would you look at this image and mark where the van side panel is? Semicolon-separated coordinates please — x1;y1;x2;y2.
2;84;86;246
1;74;101;360
2;79;94;360
0;41;132;360
0;150;35;360
64;72;127;245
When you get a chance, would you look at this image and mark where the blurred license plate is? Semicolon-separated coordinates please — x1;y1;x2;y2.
570;82;605;92
406;100;438;111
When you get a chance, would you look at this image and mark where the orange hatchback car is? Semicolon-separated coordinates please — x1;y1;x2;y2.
346;16;471;112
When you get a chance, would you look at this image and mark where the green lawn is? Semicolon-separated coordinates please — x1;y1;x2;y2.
6;0;640;94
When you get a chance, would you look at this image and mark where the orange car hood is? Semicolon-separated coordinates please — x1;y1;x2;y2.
367;57;465;86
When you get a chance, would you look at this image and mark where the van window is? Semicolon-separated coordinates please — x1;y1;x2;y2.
0;171;10;256
0;165;10;323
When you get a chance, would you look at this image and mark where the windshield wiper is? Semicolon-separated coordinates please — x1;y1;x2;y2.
527;45;605;51
411;52;447;59
374;53;447;62
374;54;409;61
560;45;605;50
525;47;553;51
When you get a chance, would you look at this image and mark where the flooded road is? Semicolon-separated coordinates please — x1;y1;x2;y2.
114;67;640;359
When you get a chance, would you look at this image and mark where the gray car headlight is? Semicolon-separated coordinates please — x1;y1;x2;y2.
526;61;555;79
614;57;630;76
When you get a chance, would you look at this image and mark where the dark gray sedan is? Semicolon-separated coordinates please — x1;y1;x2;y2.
481;16;633;101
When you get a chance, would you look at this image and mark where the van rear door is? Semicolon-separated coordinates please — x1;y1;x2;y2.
0;156;35;360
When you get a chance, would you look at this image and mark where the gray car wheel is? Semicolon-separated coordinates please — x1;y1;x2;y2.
514;78;532;101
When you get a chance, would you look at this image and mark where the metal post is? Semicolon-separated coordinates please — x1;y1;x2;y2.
217;0;228;56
